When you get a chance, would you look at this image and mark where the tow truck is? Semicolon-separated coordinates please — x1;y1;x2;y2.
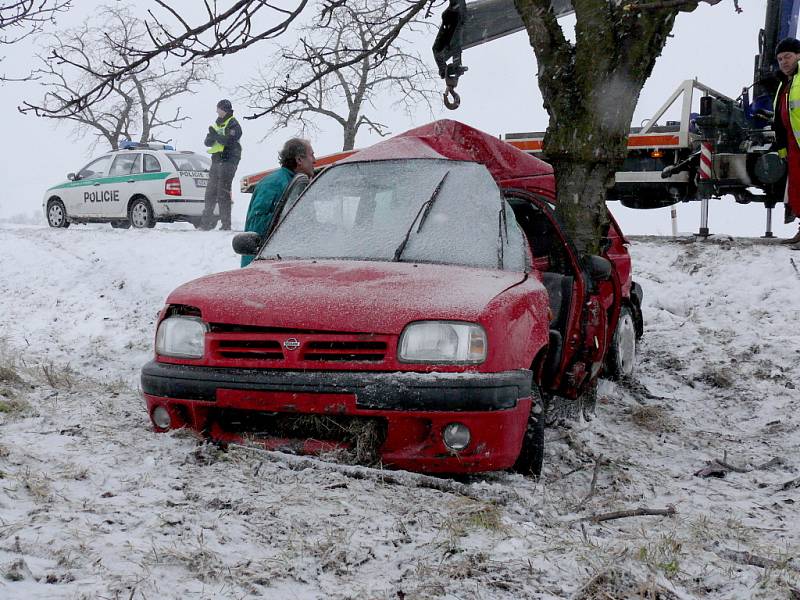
432;0;800;237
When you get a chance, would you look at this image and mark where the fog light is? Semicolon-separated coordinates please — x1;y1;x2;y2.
442;422;471;451
152;405;171;430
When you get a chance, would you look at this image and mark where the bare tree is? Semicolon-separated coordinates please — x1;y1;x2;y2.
0;0;70;45
18;0;432;118
507;0;725;256
29;3;215;150
241;0;437;151
1;0;71;80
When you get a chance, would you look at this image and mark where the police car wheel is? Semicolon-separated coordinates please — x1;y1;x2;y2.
47;199;69;228
129;198;155;229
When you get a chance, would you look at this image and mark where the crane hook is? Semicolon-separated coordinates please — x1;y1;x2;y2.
443;85;460;110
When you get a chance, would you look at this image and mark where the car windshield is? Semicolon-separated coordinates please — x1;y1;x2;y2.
259;159;527;271
166;153;211;172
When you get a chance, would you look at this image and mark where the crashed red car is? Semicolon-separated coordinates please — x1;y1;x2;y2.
141;120;643;475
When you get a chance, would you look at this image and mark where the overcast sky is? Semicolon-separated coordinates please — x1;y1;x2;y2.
1;0;791;237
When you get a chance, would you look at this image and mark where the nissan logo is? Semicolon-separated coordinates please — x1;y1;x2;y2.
283;338;301;351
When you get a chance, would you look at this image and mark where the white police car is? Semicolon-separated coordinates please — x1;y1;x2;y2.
43;142;215;229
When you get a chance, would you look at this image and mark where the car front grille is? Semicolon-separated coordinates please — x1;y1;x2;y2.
207;326;390;367
303;340;387;362
216;339;283;360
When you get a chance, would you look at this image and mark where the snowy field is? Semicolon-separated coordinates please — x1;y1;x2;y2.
0;223;799;600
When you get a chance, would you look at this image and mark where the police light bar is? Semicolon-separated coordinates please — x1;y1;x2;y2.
118;140;176;151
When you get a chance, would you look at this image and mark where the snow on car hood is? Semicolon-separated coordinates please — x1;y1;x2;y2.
166;259;526;333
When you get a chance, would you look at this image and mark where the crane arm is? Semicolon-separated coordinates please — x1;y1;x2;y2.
432;0;574;108
754;0;800;99
433;0;800;110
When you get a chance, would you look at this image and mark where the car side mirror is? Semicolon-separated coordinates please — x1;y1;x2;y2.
232;232;263;256
67;172;77;181
586;255;612;282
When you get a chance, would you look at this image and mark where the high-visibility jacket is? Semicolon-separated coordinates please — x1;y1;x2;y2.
774;75;800;158
774;74;800;219
207;115;234;155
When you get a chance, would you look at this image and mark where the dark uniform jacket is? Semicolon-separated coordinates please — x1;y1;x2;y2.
205;115;242;163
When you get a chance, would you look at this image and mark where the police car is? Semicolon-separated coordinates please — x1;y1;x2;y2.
43;142;215;229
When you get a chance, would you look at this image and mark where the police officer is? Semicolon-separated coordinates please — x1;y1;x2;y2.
202;99;242;230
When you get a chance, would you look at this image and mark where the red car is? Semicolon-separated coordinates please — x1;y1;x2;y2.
141;120;643;475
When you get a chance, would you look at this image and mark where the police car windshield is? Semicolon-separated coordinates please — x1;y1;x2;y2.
166;153;210;172
259;159;527;271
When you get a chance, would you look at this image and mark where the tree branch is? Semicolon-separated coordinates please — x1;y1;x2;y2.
580;505;677;523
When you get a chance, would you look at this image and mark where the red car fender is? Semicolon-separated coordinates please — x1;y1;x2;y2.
478;273;550;373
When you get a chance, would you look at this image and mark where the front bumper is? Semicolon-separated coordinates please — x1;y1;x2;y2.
141;361;534;473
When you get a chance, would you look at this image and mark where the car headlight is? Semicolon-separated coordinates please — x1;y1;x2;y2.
155;316;207;358
398;321;487;363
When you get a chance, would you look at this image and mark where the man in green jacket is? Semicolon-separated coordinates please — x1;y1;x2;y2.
241;138;315;267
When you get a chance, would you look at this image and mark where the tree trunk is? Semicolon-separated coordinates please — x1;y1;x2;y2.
342;122;357;151
514;0;684;258
549;159;614;257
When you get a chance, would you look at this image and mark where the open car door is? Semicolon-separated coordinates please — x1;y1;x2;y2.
505;190;615;399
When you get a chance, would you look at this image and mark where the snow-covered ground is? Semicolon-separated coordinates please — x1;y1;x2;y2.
0;223;798;600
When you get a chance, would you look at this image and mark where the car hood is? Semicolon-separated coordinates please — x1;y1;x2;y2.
166;259;526;333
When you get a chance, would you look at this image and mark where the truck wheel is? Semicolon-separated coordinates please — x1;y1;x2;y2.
47;199;70;228
606;306;637;379
129;198;156;229
513;386;545;477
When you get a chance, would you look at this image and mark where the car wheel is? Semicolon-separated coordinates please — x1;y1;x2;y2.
606;306;637;379
513;385;545;477
128;198;156;229
47;199;70;228
110;220;131;229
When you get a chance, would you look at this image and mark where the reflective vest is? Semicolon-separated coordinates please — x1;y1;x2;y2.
207;115;234;155
774;75;800;158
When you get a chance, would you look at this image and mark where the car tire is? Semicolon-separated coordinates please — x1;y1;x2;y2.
128;197;156;229
606;305;637;379
46;199;70;228
513;385;545;477
110;221;131;229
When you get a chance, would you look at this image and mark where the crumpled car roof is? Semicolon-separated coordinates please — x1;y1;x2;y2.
341;119;553;186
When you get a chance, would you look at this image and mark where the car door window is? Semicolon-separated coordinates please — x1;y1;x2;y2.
109;153;140;177
77;155;113;180
143;154;162;173
508;198;572;275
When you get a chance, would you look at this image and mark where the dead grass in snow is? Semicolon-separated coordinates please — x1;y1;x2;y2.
630;405;676;433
